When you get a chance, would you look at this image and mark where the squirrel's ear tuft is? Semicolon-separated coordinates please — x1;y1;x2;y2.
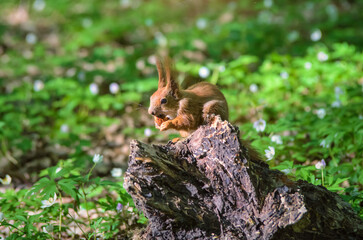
164;57;180;98
156;58;167;88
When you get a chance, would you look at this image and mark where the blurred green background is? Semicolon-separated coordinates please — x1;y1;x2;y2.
0;0;362;236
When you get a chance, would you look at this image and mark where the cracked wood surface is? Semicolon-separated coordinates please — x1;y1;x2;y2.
124;117;363;240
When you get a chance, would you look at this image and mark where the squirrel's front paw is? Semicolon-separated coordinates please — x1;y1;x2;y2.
204;113;217;124
160;121;173;131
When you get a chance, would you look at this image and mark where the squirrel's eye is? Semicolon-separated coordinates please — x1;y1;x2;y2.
160;98;167;104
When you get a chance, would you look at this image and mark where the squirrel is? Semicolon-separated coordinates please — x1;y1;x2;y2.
148;58;263;162
148;58;229;137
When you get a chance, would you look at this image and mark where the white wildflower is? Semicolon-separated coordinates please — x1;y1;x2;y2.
43;224;53;233
196;18;207;29
144;128;152;137
136;59;145;70
264;0;273;8
331;100;341;108
280;71;289;79
33;0;46;11
334;86;343;97
147;55;157;65
228;2;236;9
320;139;330;148
66;68;76;77
317;51;328;62
93;154;103;164
26;33;37;44
0;175;12;185
304;62;312;70
287;30;299;42
120;0;131;7
116;203;123;212
249;83;258;93
145;18;153;26
109;82;119;94
281;169;291;174
253;118;266;132
41;193;57;208
77;71;85;81
154;32;167;47
89;83;99;95
271;135;282;144
218;65;226;72
315;159;326;170
33;80;44;91
265;146;275;161
111;168;123;178
310;29;322;41
82;18;92;28
56;167;62;174
326;4;338;21
60;124;69;133
198;66;210;78
316;108;326;119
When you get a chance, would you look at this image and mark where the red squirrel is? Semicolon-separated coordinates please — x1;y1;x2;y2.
148;58;229;137
148;58;263;162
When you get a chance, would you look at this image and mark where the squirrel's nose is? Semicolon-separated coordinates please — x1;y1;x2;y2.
148;108;155;116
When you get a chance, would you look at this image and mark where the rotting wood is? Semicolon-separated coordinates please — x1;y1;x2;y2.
124;117;363;240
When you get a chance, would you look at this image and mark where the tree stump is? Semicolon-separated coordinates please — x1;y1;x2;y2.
124;117;363;239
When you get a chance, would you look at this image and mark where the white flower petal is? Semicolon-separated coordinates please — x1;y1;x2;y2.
317;51;328;62
253;119;266;132
334;87;343;96
249;84;258;93
310;29;322;41
34;80;44;92
264;0;273;8
144;128;152;137
93;154;103;163
82;18;93;28
316;108;326;119
271;135;282;144
198;66;210;78
331;100;341;108
196;18;207;29
320;139;330;148
111;168;123;178
304;62;312;70
0;175;12;185
315;159;326;169
26;33;37;44
60;124;69;133
109;82;119;94
280;71;289;79
89;83;99;95
33;0;46;11
264;146;275;161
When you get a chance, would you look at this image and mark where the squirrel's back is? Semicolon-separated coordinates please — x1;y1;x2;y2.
149;58;229;137
185;81;229;122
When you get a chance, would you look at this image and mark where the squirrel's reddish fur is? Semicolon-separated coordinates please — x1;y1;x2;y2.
148;58;263;162
148;58;229;137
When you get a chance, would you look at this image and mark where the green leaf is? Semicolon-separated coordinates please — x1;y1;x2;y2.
58;179;78;199
27;177;51;197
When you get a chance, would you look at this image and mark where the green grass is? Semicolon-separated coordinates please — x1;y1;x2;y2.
0;0;362;238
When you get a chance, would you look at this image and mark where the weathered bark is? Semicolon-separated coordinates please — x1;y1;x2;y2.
124;117;363;240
